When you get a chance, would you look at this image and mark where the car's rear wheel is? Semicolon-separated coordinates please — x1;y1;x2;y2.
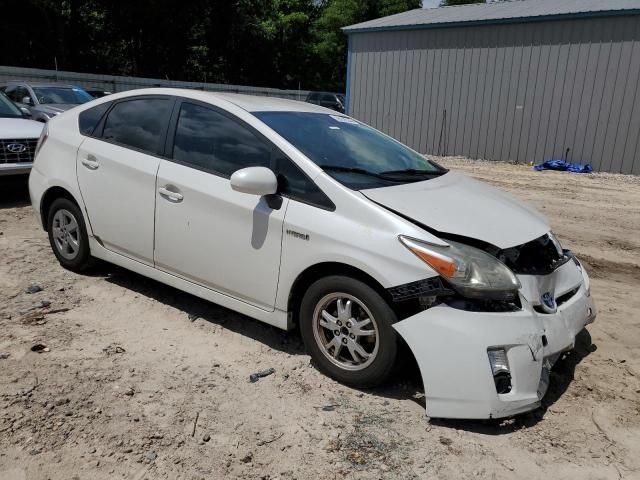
300;276;398;388
47;198;93;272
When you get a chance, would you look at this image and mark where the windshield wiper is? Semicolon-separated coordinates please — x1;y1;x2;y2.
319;165;405;182
379;168;448;177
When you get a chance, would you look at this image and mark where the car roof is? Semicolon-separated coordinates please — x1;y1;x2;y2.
212;92;331;113
107;88;337;114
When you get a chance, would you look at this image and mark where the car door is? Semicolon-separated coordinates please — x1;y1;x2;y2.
76;95;174;265
153;100;288;310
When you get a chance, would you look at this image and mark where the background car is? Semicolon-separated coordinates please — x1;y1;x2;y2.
85;89;112;98
0;82;94;122
0;91;43;176
305;91;345;113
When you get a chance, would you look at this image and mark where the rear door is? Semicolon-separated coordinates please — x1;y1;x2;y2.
76;95;174;265
153;100;288;310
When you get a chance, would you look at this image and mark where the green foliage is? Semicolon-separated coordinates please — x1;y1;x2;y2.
0;0;420;91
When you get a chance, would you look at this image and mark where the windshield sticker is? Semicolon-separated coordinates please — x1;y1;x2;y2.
330;115;358;125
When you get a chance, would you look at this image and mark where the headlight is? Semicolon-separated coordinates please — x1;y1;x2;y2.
399;236;521;300
547;231;564;257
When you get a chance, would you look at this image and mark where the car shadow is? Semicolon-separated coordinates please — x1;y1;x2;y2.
94;261;307;357
88;261;595;430
0;175;31;209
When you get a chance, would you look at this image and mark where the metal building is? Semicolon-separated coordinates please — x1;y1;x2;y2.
343;0;640;174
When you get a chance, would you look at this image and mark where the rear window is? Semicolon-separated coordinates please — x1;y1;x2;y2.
78;102;111;136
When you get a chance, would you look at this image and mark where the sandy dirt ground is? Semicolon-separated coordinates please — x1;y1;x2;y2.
1;159;639;480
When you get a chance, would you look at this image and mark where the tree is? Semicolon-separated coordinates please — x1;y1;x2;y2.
311;0;421;90
0;0;420;91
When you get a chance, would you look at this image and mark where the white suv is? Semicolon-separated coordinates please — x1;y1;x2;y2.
0;92;43;176
29;88;596;419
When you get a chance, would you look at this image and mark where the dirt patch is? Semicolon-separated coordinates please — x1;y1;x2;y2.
1;165;640;479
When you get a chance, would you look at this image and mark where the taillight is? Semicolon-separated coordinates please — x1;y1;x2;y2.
34;123;49;160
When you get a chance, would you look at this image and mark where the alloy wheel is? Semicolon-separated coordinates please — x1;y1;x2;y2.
312;292;380;371
51;209;81;260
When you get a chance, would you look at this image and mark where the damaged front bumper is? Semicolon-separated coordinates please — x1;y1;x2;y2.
393;259;596;419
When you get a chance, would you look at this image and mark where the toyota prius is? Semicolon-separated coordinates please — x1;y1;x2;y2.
28;88;596;419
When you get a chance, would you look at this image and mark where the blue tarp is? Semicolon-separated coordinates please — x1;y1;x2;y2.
533;159;593;173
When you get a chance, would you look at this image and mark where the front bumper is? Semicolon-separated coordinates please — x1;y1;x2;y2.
0;162;32;176
393;260;596;419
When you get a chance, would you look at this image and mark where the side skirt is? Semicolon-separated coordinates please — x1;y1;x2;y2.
88;237;290;330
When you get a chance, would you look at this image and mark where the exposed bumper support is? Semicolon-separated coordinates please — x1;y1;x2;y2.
393;261;596;419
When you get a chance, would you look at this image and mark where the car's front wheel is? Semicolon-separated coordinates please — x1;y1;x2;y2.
300;276;398;388
47;198;93;272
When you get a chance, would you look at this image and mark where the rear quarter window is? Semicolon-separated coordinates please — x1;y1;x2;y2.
78;102;112;136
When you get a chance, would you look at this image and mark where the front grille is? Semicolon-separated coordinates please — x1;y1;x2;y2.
0;138;38;164
388;277;453;302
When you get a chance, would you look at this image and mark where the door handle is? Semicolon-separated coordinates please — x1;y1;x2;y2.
158;186;184;202
81;155;99;170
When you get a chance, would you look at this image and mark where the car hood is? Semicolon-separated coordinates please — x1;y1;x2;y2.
361;171;550;249
0;117;43;139
36;104;77;115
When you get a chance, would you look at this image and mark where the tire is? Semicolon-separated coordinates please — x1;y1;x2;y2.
47;198;93;272
299;275;398;388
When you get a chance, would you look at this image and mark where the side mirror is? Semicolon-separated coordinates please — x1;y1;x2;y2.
230;167;278;196
22;96;33;106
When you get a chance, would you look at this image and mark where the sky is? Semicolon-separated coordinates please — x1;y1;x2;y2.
422;0;441;7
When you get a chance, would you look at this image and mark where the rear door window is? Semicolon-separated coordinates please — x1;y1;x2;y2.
172;102;271;177
101;98;172;155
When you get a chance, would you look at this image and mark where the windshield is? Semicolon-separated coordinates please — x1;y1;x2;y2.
0;92;23;118
32;86;94;105
254;111;446;189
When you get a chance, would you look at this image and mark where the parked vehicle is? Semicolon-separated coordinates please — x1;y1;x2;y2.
28;88;596;419
305;91;345;113
0;82;94;122
0;91;43;176
85;89;112;98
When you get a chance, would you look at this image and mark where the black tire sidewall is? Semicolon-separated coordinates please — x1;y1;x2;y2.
300;275;398;388
47;198;92;272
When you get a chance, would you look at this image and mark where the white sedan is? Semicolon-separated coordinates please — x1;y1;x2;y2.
28;88;596;419
0;92;43;176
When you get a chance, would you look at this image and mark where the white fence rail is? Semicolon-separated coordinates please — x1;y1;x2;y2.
0;66;310;101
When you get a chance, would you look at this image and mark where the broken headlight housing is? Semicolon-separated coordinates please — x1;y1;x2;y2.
399;236;521;301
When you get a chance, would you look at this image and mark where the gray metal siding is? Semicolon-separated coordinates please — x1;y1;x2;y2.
348;15;640;174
